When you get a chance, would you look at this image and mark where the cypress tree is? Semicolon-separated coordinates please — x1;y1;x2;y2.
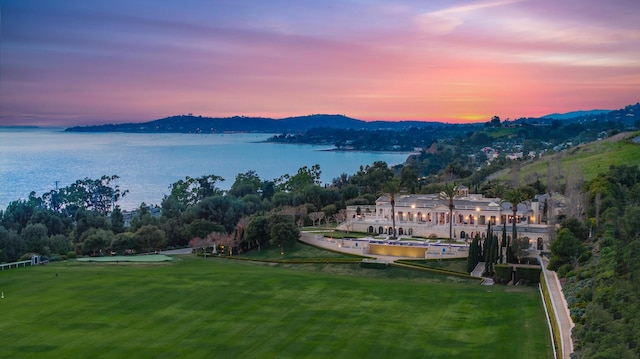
501;222;507;247
466;235;479;273
483;221;491;259
484;233;498;276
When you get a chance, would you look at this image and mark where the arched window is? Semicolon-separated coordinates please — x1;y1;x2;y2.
378;226;384;234
368;226;374;233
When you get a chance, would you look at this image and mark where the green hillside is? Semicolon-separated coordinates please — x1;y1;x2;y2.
496;131;640;185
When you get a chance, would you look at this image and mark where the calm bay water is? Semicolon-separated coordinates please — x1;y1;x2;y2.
0;128;409;210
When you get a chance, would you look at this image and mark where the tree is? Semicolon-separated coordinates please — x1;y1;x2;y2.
308;212;325;227
466;234;480;273
548;228;586;270
134;225;166;253
47;234;73;256
0;226;26;262
28;209;73;236
185;219;226;240
110;206;125;234
74;208;109;240
128;203;160;232
21;223;49;254
502;188;529;248
500;222;507;263
1;199;38;232
110;232;137;255
439;182;458;242
561;217;589;241
56;175;128;215
484;234;499;276
384;177;401;238
188;195;246;233
244;215;270;250
490;115;501;127
277;165;321;192
168;174;224;207
399;166;418;193
511;237;530;263
269;221;300;255
349;161;394;195
229;170;262;198
81;228;114;256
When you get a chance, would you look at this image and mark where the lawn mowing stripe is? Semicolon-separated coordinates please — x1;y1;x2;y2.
0;256;552;358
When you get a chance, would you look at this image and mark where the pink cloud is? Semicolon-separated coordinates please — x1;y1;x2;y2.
1;0;638;126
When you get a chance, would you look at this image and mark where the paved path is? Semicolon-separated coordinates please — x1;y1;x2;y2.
160;248;193;255
470;262;494;285
539;255;574;358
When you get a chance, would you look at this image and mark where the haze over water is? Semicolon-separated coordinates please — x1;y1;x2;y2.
0;128;409;210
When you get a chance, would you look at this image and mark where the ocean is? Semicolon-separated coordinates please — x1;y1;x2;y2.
0;128;409;210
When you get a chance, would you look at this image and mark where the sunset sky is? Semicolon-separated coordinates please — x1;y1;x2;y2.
1;0;639;126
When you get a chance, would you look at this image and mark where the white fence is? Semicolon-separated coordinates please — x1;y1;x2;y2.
1;256;42;271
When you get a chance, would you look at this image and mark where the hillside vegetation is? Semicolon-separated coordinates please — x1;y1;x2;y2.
495;131;640;185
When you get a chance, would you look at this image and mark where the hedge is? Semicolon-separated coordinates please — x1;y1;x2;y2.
516;266;542;284
495;264;513;283
360;260;389;269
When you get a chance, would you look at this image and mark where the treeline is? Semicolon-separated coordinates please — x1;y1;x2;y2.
546;165;640;358
0;162;416;262
268;124;476;151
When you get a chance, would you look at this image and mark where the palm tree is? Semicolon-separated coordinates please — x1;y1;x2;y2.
439;182;458;242
501;188;529;247
384;178;401;239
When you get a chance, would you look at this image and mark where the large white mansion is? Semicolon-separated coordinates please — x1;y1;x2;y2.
339;186;557;249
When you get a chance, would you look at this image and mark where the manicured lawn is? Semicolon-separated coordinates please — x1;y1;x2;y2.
77;254;173;262
0;256;552;358
399;258;470;274
238;240;363;261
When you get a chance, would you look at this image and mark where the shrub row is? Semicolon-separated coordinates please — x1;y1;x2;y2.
517;267;542;285
540;273;562;359
495;264;512;283
394;261;478;279
360;260;388;269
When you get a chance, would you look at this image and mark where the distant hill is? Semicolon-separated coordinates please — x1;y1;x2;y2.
493;131;640;185
65;102;640;133
542;109;611;120
64;114;449;133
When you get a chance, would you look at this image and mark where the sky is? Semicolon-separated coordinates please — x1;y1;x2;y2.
1;0;639;126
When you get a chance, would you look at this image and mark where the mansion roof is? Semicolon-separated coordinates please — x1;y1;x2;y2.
376;193;536;214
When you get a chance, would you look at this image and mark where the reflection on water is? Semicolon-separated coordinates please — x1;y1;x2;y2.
0;128;409;209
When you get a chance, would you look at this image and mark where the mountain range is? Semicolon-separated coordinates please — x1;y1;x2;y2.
64;114;455;133
64;102;639;134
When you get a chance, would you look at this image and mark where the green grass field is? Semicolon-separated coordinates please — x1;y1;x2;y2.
0;256;552;358
77;254;173;262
